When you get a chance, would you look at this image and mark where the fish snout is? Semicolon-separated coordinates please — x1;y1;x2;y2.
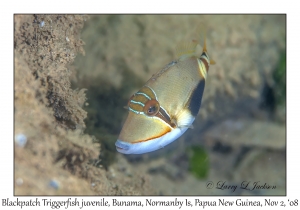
115;140;131;154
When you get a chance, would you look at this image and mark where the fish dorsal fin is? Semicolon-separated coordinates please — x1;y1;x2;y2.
175;39;199;61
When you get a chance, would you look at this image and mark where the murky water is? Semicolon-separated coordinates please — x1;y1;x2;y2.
74;15;286;195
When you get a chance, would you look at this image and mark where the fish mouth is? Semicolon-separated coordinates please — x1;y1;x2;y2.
115;140;131;153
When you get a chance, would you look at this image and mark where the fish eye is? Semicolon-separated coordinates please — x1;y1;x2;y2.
144;99;160;116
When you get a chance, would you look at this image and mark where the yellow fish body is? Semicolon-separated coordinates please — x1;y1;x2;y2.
115;29;215;154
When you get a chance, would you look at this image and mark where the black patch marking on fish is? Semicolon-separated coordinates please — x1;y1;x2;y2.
187;79;205;116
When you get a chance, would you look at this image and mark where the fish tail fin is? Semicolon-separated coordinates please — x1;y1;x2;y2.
197;23;216;65
210;59;216;65
175;23;216;64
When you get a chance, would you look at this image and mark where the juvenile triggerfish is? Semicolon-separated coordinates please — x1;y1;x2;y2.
115;27;215;154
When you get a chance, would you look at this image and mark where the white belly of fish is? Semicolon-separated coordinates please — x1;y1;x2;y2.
116;118;195;154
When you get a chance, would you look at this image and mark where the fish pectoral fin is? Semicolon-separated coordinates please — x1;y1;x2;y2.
176;109;195;130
